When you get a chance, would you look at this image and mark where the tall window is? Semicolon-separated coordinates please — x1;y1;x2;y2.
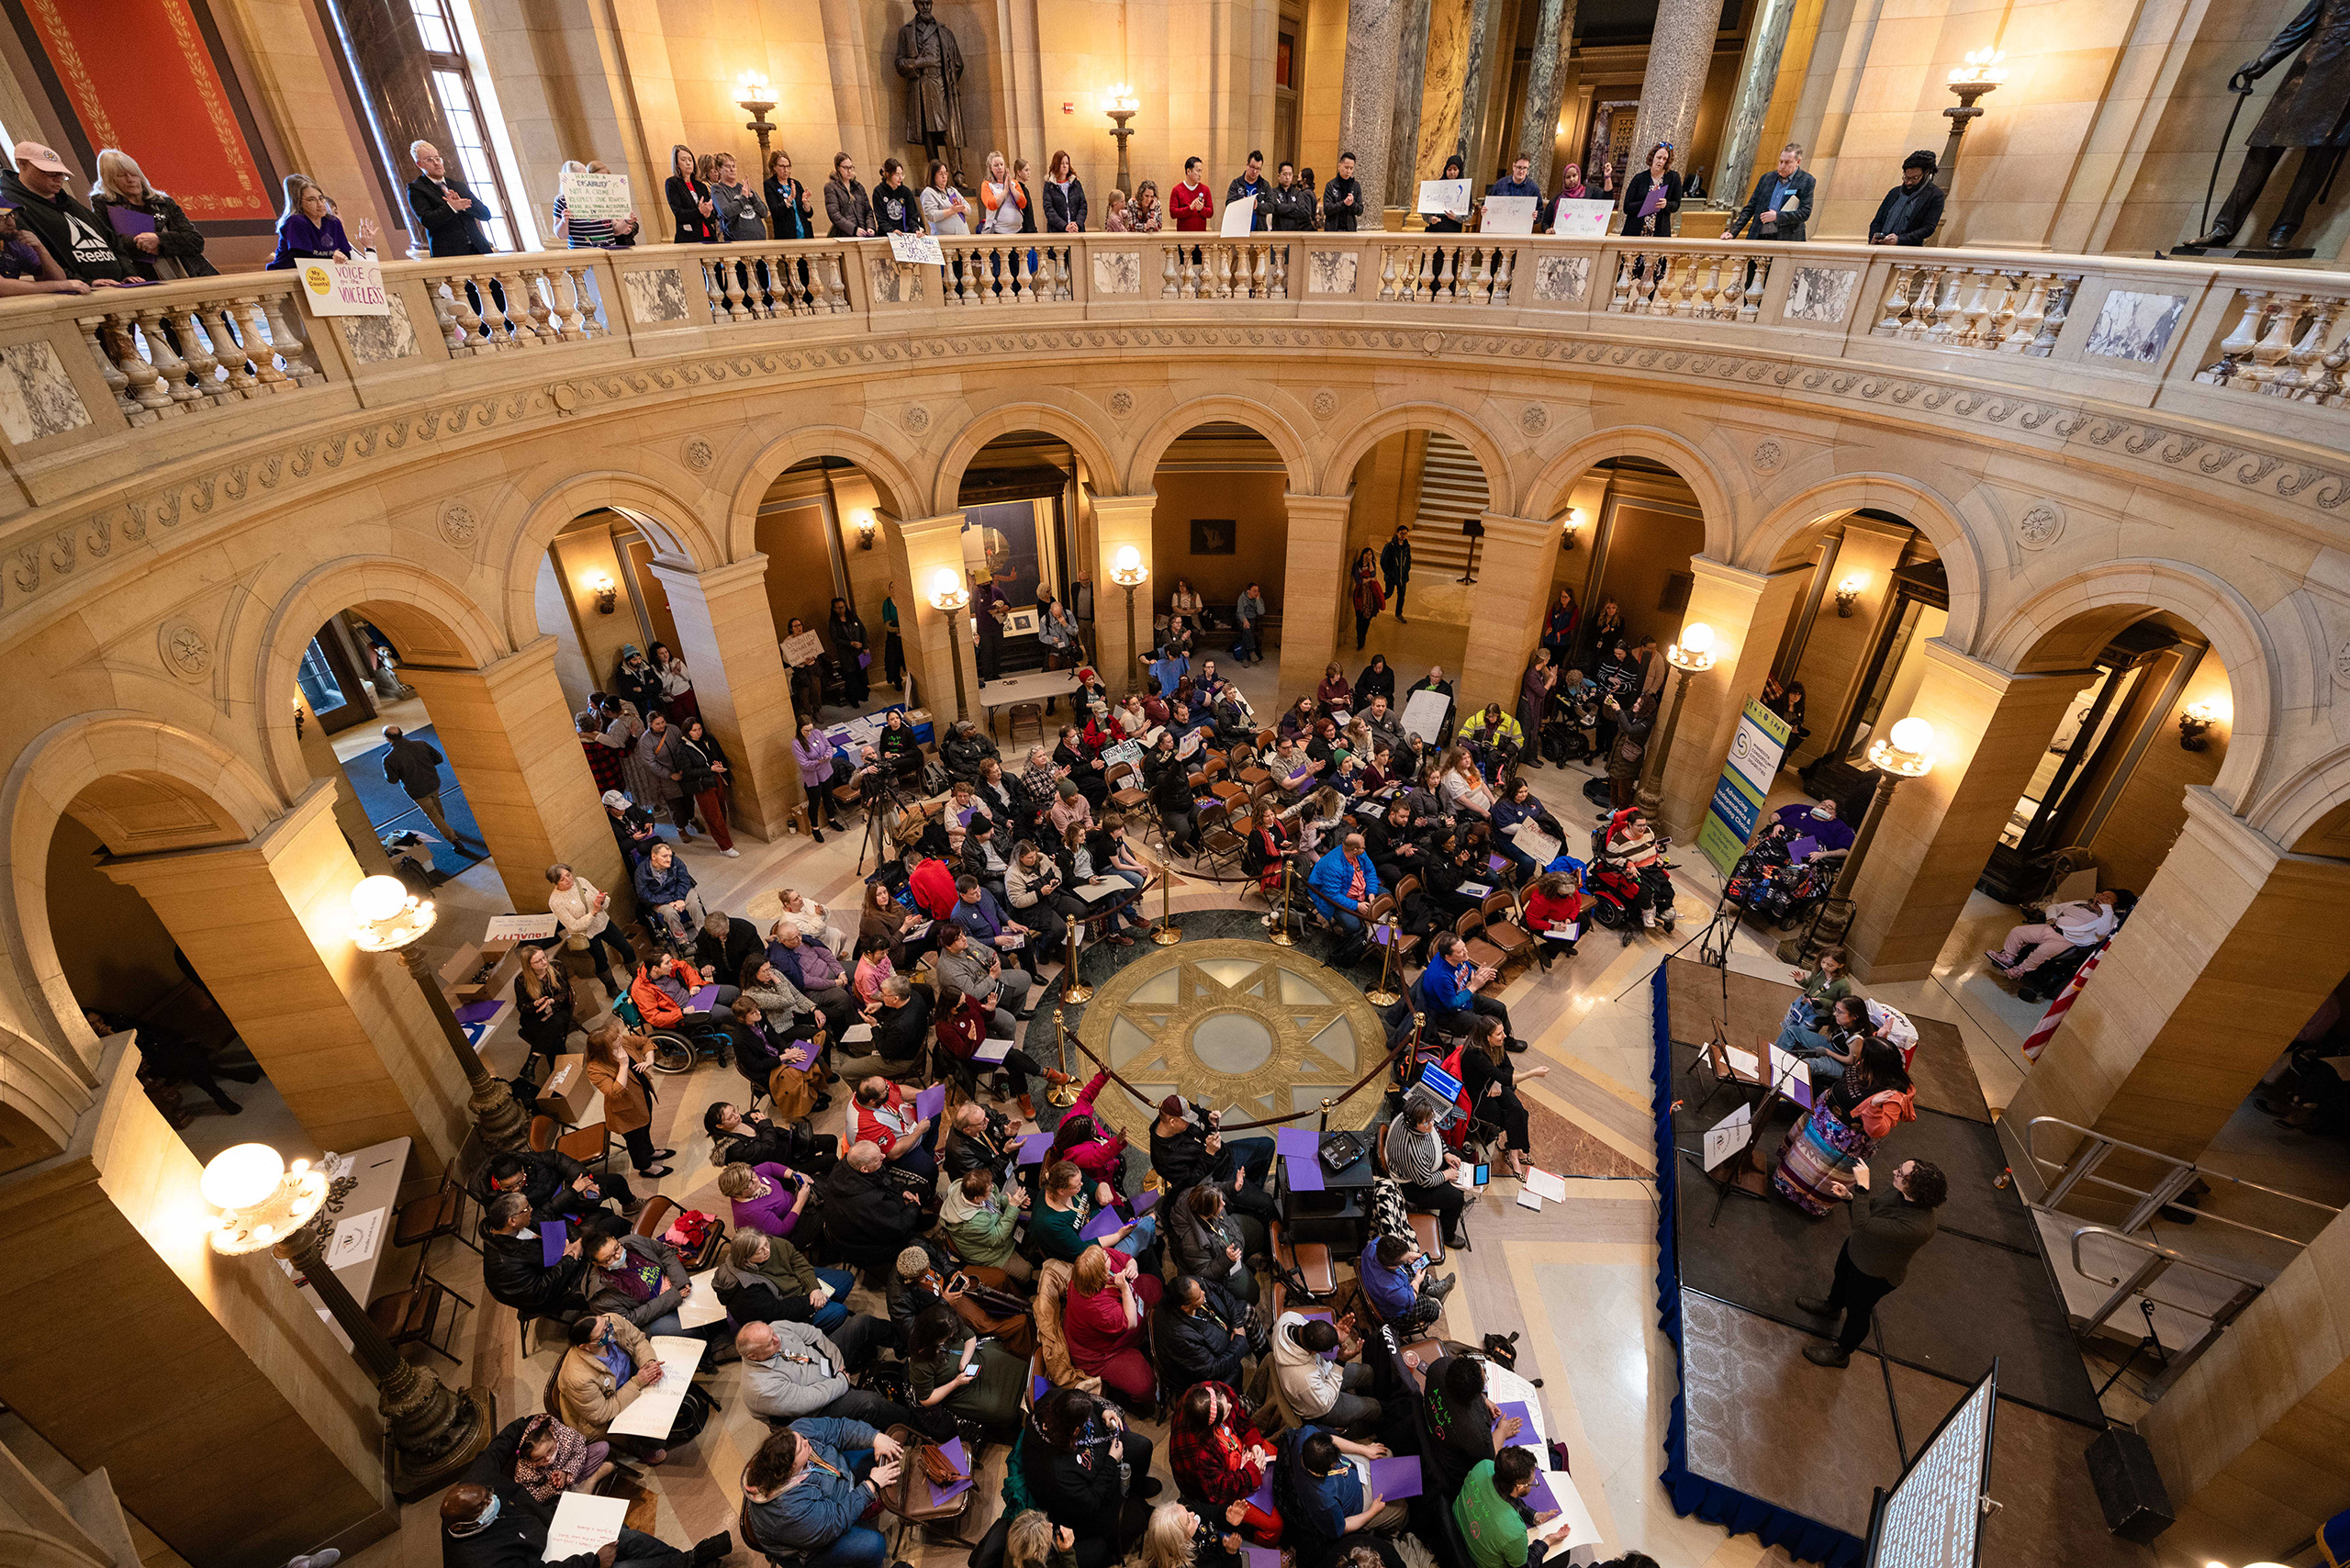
411;0;516;250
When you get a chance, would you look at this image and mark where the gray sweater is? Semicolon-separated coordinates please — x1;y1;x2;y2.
1383;1118;1447;1186
742;1319;854;1419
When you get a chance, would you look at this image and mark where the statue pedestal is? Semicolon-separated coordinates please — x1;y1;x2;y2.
2168;241;2317;261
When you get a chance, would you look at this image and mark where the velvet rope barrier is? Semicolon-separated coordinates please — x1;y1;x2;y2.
1057;1009;1423;1131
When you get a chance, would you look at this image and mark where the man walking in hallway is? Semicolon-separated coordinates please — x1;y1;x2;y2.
380;724;486;855
1798;1158;1946;1367
1381;525;1413;624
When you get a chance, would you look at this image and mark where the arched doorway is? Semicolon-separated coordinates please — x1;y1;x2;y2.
1333;429;1496;685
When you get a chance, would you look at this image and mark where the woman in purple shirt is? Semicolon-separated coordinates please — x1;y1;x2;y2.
717;1160;811;1238
792;716;844;844
267;175;365;270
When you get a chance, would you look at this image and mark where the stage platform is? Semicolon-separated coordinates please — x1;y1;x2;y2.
1651;959;2153;1568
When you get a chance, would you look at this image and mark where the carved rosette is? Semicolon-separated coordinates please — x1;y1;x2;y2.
439;502;479;547
2015;502;2064;550
159;620;211;681
684;438;715;472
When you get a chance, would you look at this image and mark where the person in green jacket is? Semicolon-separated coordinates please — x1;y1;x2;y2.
1454;1450;1576;1568
942;1166;1029;1273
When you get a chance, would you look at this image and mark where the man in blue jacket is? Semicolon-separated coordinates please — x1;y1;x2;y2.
1307;832;1383;946
741;1418;902;1565
1418;931;1521;1051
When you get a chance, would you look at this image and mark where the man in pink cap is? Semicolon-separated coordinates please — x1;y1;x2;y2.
0;141;135;286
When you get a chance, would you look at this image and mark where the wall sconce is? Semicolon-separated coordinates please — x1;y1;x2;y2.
855;511;877;551
587;572;617;615
1561;508;1583;551
1835;573;1866;616
2178;700;2222;751
293;697;307;740
201;1141;329;1255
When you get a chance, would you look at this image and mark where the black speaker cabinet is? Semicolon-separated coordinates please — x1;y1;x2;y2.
2085;1428;2174;1544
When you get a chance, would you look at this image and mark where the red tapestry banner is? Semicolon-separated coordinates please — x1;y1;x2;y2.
19;0;275;220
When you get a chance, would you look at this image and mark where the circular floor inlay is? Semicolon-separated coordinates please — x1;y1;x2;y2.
1191;1010;1276;1076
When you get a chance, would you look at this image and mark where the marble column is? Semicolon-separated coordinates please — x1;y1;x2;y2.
2005;792;2350;1173
1628;0;1720;173
0;1045;391;1564
1279;495;1353;709
2138;1204;2350;1566
647;554;800;840
1516;0;1581;190
1091;494;1158;699
1841;644;2090;983
396;639;627;916
103;783;473;1170
1652;559;1811;843
1338;0;1408;218
897;512;979;726
1387;0;1437;207
1459;512;1565;720
1453;0;1505;176
1707;0;1797;209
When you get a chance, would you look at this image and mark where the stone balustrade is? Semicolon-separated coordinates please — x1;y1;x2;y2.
0;233;2343;522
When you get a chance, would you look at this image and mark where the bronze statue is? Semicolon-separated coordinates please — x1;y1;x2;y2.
2188;0;2350;252
894;0;966;174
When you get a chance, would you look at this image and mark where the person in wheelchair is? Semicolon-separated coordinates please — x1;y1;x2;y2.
1986;890;2121;980
631;951;756;1064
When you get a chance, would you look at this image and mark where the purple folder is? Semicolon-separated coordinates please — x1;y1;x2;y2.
1032;1371;1051;1401
1489;854;1511;874
1784;1072;1815;1112
686;985;720;1013
540;1225;567;1267
1284;1153;1324;1192
1526;1471;1560;1515
1275;1126;1318;1158
1368;1454;1424;1500
1493;1400;1541;1448
925;1437;974;1507
915;1082;946;1119
1248;1472;1274;1511
453;999;502;1025
1017;1133;1053;1165
1079;1206;1126;1241
1244;1550;1282;1568
1133;1187;1160;1215
1372;923;1393;946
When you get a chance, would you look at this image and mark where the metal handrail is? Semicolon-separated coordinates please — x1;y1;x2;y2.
2023;1114;2340;1249
2066;1226;2268;1305
2065;1225;2268;1400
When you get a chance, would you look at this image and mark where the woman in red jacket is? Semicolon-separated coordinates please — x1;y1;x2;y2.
1169;1382;1281;1544
1523;868;1583;968
1049;1070;1127;1198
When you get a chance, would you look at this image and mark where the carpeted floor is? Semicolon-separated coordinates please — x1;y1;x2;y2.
339;724;488;875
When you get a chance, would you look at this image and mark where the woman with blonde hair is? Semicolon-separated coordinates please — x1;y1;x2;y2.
1003;1509;1077;1568
978;150;1024;234
1143;1501;1244;1568
1061;1241;1159;1404
663;142;719;243
1439;743;1494;817
266;174;359;269
92;149;216;278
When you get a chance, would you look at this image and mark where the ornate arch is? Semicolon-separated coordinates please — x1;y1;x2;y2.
1320;401;1517;518
1977;561;2280;812
721;423;926;560
0;711;285;1152
496;468;725;648
246;557;509;802
1520;425;1740;556
1735;473;1987;649
2247;749;2350;856
928;399;1126;515
1125;395;1319;495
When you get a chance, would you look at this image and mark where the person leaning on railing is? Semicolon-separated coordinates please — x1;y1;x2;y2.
267;174;364;269
91;149;215;280
548;159;638;249
0;199;94;297
3;140;139;286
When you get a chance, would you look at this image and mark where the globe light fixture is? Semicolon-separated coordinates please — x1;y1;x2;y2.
928;567;973;720
1639;624;1723;810
2178;700;2222;751
1939;48;2007;192
737;71;779;156
1871;715;1937;776
202;1142;330;1254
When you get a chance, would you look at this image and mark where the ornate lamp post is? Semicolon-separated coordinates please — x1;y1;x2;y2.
203;1142;494;1500
350;876;528;1154
737;72;779;159
1637;622;1717;812
927;566;972;722
1937;50;2005;193
1103;85;1140;197
1111;543;1149;697
1785;715;1936;960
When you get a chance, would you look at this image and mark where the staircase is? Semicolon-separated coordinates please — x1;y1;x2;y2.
1404;432;1492;580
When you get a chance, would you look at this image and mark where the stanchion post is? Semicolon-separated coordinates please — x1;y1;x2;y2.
1062;918;1093;1004
1152;858;1182;946
1365;916;1400;1005
1269;855;1296;946
1047;1006;1080;1106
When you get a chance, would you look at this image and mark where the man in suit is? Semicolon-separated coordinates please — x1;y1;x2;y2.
1727;142;1815;241
406;140;498;256
1798;1158;1947;1366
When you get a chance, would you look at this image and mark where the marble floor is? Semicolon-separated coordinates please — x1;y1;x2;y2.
246;629;2276;1568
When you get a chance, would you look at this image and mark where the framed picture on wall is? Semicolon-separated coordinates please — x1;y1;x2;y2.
1192;519;1237;555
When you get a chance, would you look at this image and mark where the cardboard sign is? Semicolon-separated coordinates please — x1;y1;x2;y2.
888;230;946;265
1483;195;1539;234
559;168;632;221
1417;178;1470;216
1553;198;1616;238
781;631;825;666
1400;688;1450;745
297;257;389;317
486;913;560;941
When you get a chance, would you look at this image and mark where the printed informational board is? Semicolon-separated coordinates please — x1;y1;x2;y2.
296;258;389;317
1400;688;1450;745
888;230;946;265
1696;698;1795;875
1552;198;1617;238
1483;196;1539;234
1417;178;1470;216
485;913;560;941
1865;1364;1998;1568
559;168;632;221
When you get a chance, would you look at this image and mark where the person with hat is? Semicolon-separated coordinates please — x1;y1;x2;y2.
604;789;662;868
1868;152;1946;246
2;141;136;285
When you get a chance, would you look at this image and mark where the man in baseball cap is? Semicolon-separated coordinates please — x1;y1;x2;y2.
1;140;134;285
